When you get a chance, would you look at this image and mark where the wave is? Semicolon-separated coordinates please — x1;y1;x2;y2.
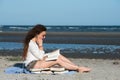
1;25;120;32
9;27;27;30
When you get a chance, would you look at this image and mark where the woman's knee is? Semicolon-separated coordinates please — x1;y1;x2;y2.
57;57;63;64
58;54;63;60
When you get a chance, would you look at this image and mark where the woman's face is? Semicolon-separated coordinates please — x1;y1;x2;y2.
37;31;46;40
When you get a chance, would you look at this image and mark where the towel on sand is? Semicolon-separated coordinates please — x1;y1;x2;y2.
4;63;77;74
4;63;31;74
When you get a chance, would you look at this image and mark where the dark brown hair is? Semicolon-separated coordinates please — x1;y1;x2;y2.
23;24;47;60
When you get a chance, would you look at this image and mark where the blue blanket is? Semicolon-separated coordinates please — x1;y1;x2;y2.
4;63;77;74
4;63;31;74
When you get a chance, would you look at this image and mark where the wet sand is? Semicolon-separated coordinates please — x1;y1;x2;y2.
1;32;120;45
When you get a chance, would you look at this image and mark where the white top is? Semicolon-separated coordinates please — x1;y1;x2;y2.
24;40;45;67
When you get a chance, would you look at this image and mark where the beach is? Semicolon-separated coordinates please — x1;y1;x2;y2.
0;32;120;80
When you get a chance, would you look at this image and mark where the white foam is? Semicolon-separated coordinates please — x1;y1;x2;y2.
9;27;28;30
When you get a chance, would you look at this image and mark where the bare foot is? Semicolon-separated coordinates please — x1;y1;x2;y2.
78;67;91;73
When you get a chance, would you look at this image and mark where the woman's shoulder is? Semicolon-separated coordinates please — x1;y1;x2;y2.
28;40;38;50
29;40;36;46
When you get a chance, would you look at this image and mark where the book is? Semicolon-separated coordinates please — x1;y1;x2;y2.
30;68;50;72
50;64;65;72
31;70;53;74
45;49;60;61
31;70;69;74
40;71;53;74
54;70;69;74
50;67;65;72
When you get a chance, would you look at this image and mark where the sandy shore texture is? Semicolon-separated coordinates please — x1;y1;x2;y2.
1;32;120;45
0;56;120;80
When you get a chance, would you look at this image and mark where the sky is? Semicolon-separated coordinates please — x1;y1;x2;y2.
0;0;120;25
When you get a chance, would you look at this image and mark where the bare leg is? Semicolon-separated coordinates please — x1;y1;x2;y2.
33;58;79;71
33;57;91;72
34;60;78;70
59;54;76;65
59;55;91;73
34;60;58;68
56;58;79;70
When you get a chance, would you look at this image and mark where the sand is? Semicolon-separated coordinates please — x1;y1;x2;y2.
0;56;120;80
1;32;120;45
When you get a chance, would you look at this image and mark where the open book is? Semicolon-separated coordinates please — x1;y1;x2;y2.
45;49;60;61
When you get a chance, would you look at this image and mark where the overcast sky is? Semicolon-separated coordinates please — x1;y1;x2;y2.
0;0;120;25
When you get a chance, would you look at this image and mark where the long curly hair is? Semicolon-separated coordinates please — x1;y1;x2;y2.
23;24;47;60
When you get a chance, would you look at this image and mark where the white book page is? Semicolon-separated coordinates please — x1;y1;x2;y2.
45;49;60;61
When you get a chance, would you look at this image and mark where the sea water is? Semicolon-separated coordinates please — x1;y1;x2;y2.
0;42;120;55
1;25;120;32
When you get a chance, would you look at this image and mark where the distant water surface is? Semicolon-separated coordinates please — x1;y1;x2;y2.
1;25;120;32
0;42;120;55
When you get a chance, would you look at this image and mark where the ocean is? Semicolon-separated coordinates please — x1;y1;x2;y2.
0;42;120;55
1;25;120;32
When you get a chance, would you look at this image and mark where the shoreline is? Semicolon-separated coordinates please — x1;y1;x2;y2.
0;32;120;45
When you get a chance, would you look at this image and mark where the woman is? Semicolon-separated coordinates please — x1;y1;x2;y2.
23;24;91;73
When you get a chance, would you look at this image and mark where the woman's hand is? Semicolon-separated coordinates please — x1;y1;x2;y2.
36;37;44;50
36;36;43;46
37;39;43;47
